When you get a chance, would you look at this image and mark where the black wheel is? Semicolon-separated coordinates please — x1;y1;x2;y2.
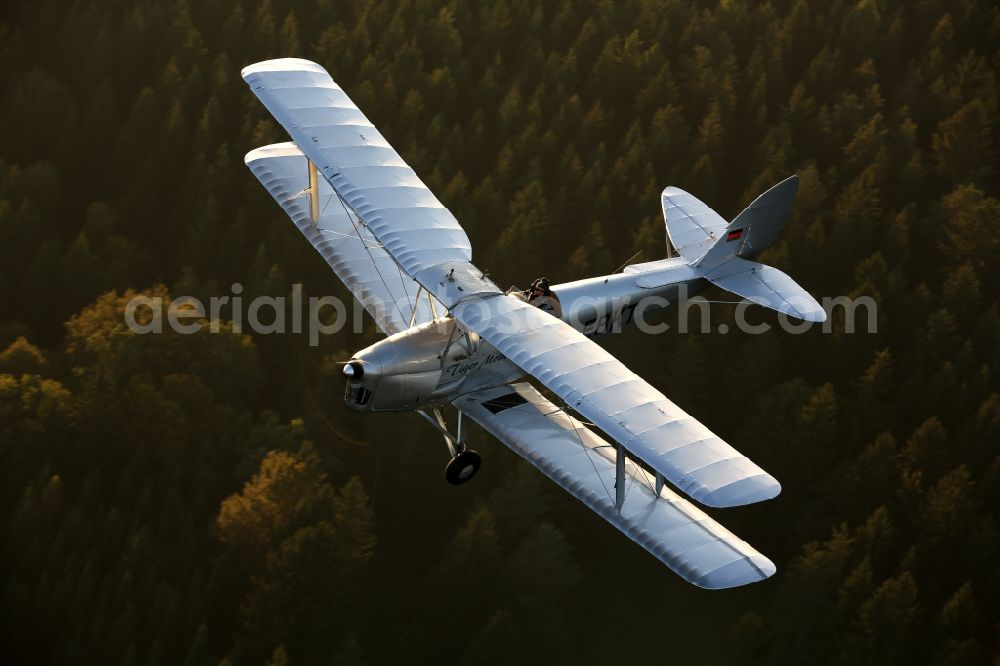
445;449;482;485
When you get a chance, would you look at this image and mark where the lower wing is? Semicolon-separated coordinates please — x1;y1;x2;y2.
454;383;776;588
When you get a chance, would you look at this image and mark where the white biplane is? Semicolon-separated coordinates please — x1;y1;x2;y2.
243;58;826;589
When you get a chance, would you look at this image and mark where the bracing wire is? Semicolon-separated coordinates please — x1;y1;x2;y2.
392;258;417;327
314;227;384;247
559;401;615;505
332;190;411;327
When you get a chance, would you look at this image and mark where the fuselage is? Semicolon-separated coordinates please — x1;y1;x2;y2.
343;258;709;411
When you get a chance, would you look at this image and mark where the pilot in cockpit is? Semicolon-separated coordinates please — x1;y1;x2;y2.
524;277;563;319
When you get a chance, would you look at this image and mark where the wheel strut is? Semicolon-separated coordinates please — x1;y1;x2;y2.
416;408;482;485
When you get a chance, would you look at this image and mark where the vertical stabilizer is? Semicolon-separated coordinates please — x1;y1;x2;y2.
729;175;799;260
696;175;799;268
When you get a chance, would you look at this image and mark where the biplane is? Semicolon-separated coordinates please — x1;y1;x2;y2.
242;58;826;589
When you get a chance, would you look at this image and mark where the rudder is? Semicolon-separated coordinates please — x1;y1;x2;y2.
696;175;799;268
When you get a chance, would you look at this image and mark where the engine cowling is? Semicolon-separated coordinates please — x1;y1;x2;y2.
343;317;458;411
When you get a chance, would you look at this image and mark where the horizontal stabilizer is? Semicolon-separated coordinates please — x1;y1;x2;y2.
706;257;826;322
661;187;728;262
455;383;777;588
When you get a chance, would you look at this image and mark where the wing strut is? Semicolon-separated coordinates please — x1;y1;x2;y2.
616;443;626;511
409;285;425;327
307;159;321;223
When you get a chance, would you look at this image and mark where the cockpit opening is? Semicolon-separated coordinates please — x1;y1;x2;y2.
512;276;563;318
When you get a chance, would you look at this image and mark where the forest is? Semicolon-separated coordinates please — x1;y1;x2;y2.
0;0;997;663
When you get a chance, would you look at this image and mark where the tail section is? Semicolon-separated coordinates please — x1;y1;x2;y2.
657;175;824;322
662;175;798;266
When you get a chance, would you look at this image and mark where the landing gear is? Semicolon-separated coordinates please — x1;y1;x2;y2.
445;447;482;485
416;407;483;486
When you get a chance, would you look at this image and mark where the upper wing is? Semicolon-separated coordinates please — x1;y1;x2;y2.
245;143;440;334
242;59;472;281
454;383;776;588
450;292;780;508
661;186;729;262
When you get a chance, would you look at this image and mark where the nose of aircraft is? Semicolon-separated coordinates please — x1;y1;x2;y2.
342;353;381;382
342;355;381;409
